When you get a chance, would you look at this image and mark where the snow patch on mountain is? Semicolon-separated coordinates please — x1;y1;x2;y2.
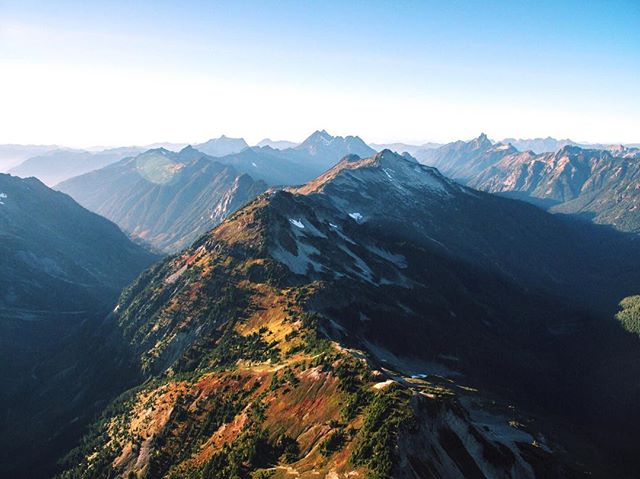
289;218;305;229
338;244;375;283
271;239;323;275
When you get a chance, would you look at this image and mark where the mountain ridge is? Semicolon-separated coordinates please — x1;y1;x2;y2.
467;144;640;234
51;149;640;478
0;173;158;478
56;147;268;252
194;135;250;157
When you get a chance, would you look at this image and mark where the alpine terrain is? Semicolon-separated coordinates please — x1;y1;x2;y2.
51;151;640;479
9;147;145;186
56;147;268;252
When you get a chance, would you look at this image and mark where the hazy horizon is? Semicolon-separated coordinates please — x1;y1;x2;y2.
2;131;640;153
1;0;639;147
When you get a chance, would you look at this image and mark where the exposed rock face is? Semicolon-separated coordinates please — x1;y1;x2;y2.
469;145;640;234
422;135;640;235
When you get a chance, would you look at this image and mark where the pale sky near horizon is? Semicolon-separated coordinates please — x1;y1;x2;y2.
1;0;639;148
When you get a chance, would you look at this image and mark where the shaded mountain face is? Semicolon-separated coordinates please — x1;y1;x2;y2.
420;133;518;181
0;173;157;477
9;147;144;186
468;145;640;234
213;146;320;186
55;151;640;478
56;147;267;252
0;173;156;319
194;135;249;157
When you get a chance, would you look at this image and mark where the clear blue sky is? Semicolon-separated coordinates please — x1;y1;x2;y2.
1;0;638;146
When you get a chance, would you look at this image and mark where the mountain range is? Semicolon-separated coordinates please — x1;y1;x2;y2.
500;137;580;154
3;136;249;187
194;135;249;157
501;137;640;154
467;145;640;234
369;142;442;158
56;147;268;252
418;133;518;181
420;135;640;235
42;150;640;479
0;144;60;173
3;130;640;478
218;130;376;185
55;131;377;252
256;138;299;150
9;147;145;186
0;173;157;477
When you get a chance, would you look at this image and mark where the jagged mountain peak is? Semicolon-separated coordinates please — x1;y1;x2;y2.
471;132;492;147
556;144;584;155
296;148;458;199
314;128;331;138
178;144;197;153
142;146;172;156
421;134;519;180
339;153;362;163
297;130;374;154
194;135;249;157
298;129;338;146
401;151;419;163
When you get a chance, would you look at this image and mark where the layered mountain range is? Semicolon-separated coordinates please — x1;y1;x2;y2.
215;130;376;185
501;138;640;154
57;131;376;252
256;139;299;150
57;147;267;252
4;130;640;478
8;147;145;186
418;133;518;181
194;135;249;157
42;151;640;479
369;142;442;158
468;145;640;234
0;144;60;172
421;135;640;235
4;135;250;187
